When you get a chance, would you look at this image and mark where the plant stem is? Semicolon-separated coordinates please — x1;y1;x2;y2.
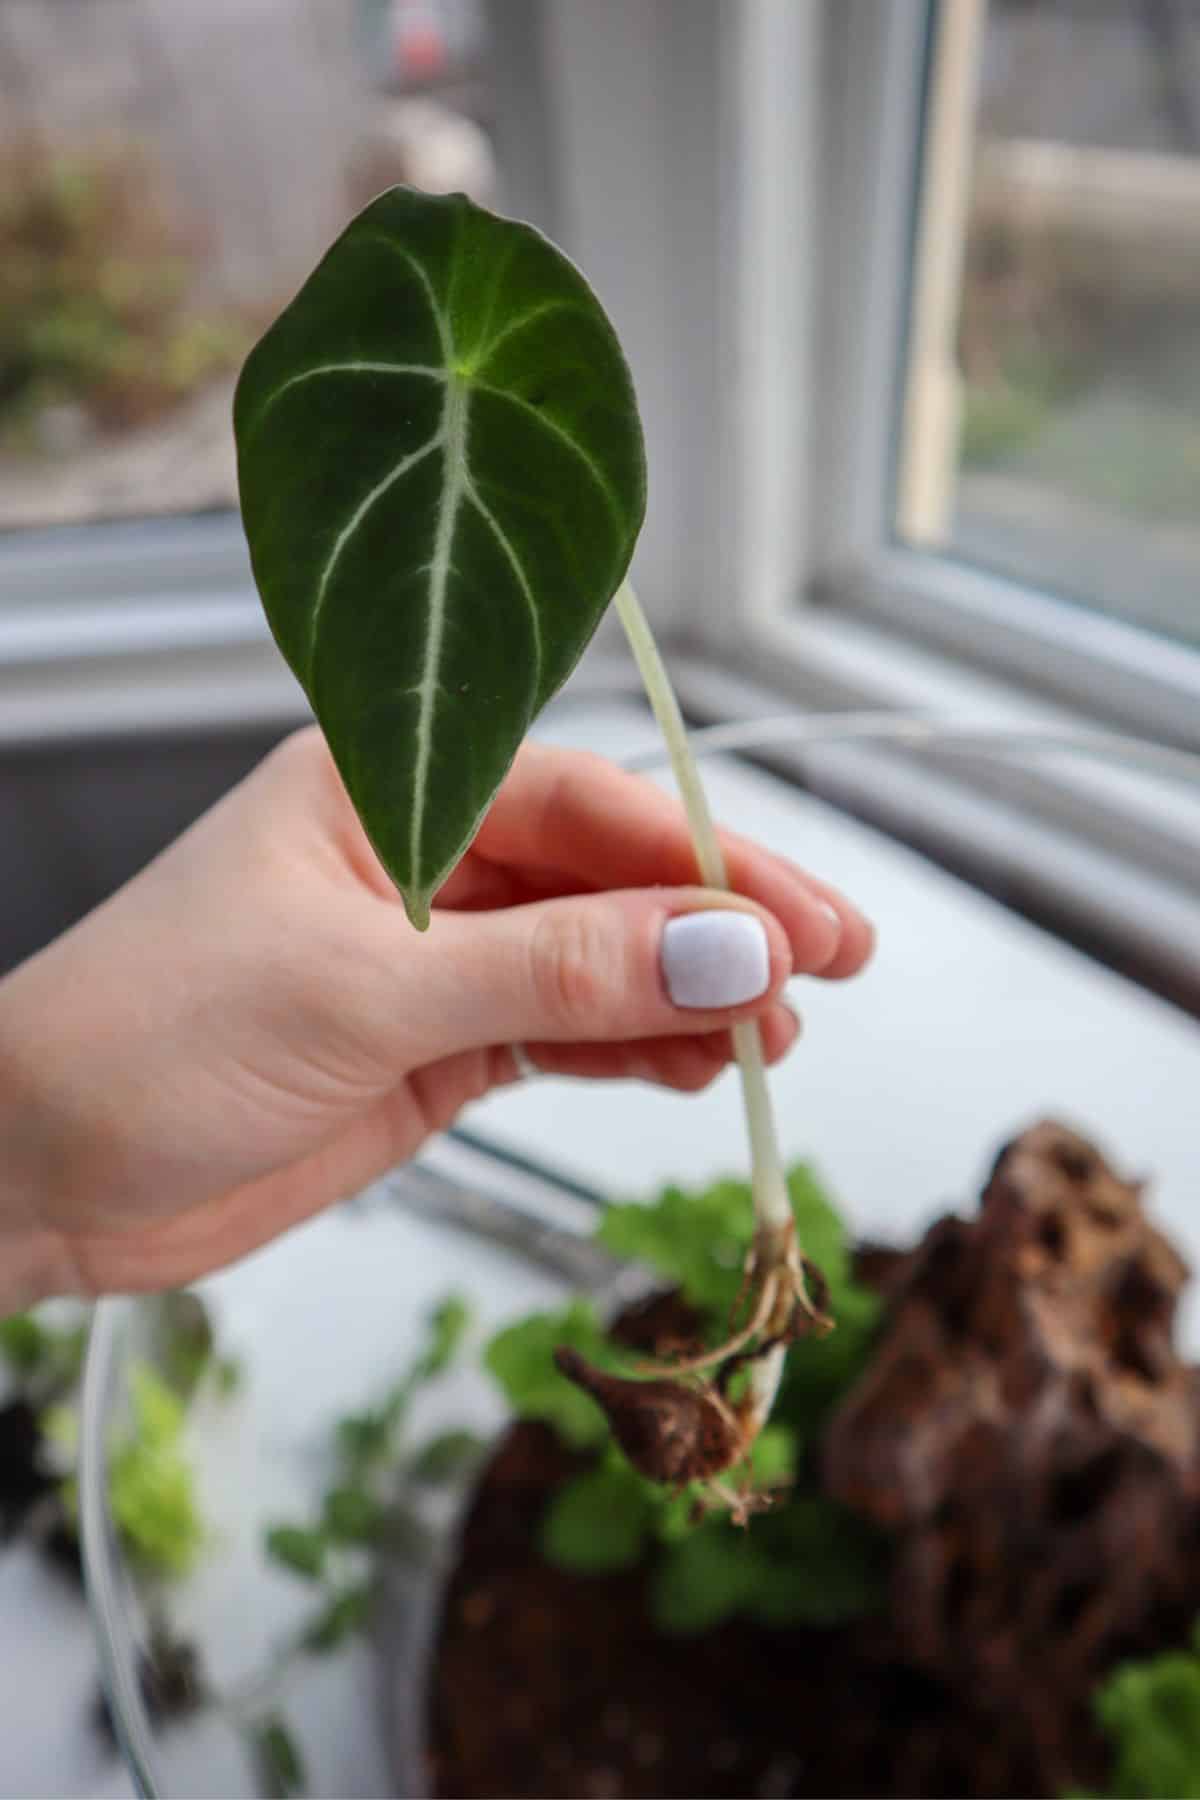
613;580;795;1247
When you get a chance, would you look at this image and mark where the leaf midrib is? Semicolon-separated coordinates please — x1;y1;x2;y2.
409;372;470;896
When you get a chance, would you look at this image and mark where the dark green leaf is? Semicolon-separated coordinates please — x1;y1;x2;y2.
250;1715;307;1799
409;1428;485;1484
650;1521;761;1635
235;187;647;928
540;1463;656;1573
748;1497;887;1627
264;1523;327;1580
650;1495;885;1637
321;1483;386;1545
335;1408;393;1474
484;1301;613;1449
775;1282;882;1435
302;1582;374;1653
154;1291;214;1400
0;1313;48;1375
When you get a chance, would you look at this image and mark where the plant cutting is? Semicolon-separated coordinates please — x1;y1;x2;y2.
234;185;830;1515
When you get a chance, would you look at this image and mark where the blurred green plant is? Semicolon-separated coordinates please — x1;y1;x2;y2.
0;132;251;448
1069;1624;1200;1799
262;1293;481;1651
107;1364;206;1578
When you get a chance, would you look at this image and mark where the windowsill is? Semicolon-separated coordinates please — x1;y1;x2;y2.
670;608;1200;1015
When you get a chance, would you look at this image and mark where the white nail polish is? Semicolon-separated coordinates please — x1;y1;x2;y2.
661;911;771;1010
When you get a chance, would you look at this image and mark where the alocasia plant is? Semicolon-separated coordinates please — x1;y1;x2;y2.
235;185;828;1512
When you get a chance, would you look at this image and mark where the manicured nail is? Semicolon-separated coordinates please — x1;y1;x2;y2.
661;911;771;1009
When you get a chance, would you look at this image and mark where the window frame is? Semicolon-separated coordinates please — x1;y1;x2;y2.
0;0;1196;995
529;0;1200;995
808;0;1200;752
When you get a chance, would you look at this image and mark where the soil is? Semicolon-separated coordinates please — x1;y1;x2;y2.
428;1124;1200;1799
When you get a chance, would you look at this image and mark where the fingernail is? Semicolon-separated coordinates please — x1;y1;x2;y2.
661;911;771;1010
817;900;842;936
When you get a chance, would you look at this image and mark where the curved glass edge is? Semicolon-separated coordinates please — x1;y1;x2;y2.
79;1293;162;1799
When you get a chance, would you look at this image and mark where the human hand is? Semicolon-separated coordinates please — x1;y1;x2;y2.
0;728;874;1301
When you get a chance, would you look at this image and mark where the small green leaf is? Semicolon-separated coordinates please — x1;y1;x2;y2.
484;1300;614;1449
413;1294;471;1381
747;1423;797;1489
1092;1646;1200;1799
302;1582;374;1653
264;1524;327;1580
215;1356;242;1396
155;1291;214;1400
748;1496;887;1628
41;1402;78;1457
0;1312;49;1375
250;1714;307;1799
596;1179;753;1316
775;1281;882;1435
335;1408;393;1474
235;186;647;928
650;1496;885;1637
540;1463;656;1573
107;1364;205;1578
650;1521;761;1635
409;1428;484;1484
128;1364;185;1449
594;1164;851;1325
321;1484;385;1545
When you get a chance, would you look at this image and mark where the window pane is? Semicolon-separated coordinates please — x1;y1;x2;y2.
0;0;493;534
896;0;1200;650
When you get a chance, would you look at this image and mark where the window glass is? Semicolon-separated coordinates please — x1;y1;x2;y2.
0;0;492;534
896;0;1200;650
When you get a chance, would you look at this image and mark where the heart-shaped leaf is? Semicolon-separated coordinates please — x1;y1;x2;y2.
235;186;647;925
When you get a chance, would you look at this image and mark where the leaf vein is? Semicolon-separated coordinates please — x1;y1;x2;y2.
367;233;453;362
247;362;446;438
464;480;543;687
409;378;470;895
474;299;586;372
470;382;625;535
308;430;443;678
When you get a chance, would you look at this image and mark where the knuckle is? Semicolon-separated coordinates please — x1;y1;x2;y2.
529;905;623;1034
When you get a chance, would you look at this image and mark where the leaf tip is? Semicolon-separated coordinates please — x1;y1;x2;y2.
403;891;432;931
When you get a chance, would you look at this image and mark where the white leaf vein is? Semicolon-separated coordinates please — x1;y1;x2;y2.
470;382;625;535
464;479;544;683
308;430;443;676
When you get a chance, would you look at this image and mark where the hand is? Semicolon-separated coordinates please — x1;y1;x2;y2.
0;727;874;1301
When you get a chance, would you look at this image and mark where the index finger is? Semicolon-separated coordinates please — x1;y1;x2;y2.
464;742;875;979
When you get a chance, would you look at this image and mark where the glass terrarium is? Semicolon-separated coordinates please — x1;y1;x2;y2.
79;1132;636;1799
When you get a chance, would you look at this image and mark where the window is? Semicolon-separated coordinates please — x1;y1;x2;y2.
897;0;1200;653
0;0;492;536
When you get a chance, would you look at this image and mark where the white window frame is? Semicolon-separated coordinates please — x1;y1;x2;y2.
531;0;1200;995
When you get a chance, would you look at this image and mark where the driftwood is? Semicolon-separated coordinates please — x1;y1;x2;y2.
824;1119;1200;1795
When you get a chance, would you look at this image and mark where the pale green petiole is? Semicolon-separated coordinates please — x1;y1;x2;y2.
613;580;819;1432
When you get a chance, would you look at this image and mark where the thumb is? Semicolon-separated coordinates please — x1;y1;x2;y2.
402;888;794;1059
